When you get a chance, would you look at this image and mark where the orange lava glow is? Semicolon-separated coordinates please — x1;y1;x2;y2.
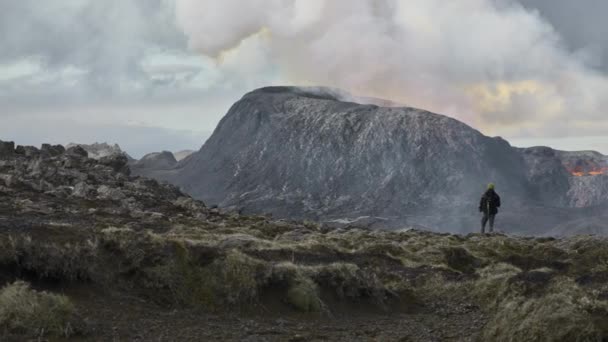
568;167;608;177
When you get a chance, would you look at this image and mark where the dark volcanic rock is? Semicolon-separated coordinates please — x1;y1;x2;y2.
99;154;130;175
0;143;206;230
0;140;15;159
14;145;41;158
66;142;133;161
41;143;66;157
66;146;89;158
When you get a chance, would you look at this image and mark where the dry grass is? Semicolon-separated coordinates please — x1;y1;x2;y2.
481;277;607;341
0;281;80;338
1;220;608;338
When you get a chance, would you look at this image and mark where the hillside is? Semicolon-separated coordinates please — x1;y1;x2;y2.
1;140;607;340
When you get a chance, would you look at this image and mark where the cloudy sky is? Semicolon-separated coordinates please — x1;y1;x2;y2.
1;0;607;157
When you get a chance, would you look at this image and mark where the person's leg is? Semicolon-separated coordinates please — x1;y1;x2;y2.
489;214;496;232
481;213;488;234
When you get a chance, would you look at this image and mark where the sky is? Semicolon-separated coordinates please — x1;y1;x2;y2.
1;0;607;157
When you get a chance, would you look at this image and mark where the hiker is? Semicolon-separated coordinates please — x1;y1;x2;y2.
479;183;501;234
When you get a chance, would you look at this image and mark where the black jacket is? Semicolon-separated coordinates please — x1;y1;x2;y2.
479;189;501;215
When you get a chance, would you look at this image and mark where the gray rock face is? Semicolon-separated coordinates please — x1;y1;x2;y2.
568;176;608;207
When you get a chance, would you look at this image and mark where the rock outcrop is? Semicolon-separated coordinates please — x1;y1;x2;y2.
0;140;207;229
66;142;132;161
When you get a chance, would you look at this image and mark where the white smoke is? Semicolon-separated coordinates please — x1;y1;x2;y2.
175;0;608;140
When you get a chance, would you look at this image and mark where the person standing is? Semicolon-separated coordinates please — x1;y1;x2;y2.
479;183;501;234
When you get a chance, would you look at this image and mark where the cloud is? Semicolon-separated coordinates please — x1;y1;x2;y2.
0;116;209;159
519;0;608;72
175;0;608;142
0;0;246;155
2;0;608;154
0;0;192;96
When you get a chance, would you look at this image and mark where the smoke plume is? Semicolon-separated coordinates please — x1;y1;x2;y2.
175;0;608;140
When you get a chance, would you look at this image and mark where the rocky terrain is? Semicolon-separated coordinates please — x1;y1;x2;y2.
0;139;607;341
66;142;133;161
139;86;608;236
71;143;195;181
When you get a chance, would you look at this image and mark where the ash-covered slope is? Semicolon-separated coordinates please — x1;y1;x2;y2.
167;87;533;232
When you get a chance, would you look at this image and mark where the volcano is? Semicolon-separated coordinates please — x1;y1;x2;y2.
137;86;608;235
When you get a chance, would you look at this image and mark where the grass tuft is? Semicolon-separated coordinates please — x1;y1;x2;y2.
0;281;81;338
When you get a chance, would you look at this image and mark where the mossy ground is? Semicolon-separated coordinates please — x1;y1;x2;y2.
0;215;607;340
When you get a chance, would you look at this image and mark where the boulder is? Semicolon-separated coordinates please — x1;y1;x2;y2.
0;141;15;159
41;144;65;157
0;174;15;187
66;143;129;160
15;145;40;158
97;185;126;201
73;182;93;198
173;196;206;211
66;146;89;158
99;154;130;175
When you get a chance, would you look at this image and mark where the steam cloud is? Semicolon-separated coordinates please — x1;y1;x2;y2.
175;0;608;139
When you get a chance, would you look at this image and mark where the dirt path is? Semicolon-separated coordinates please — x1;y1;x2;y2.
54;285;485;342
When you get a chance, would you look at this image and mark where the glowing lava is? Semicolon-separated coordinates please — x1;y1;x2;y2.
568;167;608;177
